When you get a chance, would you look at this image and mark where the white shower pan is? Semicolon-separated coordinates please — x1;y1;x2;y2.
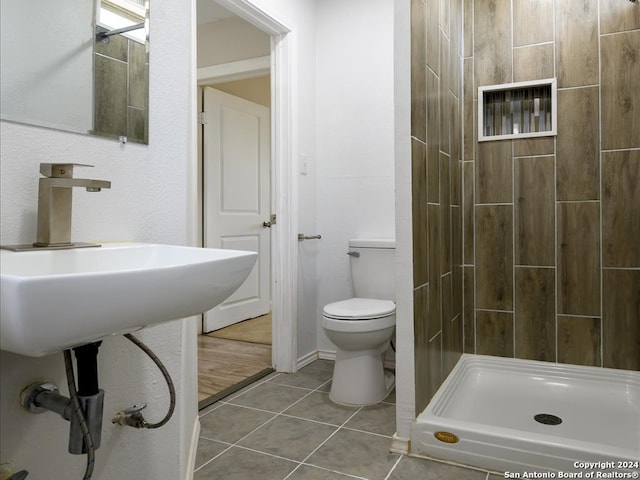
411;354;640;474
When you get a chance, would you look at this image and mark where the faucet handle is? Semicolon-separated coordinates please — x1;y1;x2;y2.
39;163;94;178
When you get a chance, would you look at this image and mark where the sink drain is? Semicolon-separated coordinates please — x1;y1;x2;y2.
534;413;562;425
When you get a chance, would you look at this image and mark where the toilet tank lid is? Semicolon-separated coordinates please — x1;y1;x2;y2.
348;239;395;249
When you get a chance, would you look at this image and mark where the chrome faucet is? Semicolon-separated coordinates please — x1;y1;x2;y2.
35;163;111;247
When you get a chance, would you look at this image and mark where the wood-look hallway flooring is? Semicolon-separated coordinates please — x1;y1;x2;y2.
197;335;272;410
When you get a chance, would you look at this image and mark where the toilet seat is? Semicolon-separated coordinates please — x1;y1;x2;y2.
322;298;396;320
322;298;396;333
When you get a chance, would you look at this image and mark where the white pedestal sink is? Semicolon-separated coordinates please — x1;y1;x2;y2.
0;243;257;357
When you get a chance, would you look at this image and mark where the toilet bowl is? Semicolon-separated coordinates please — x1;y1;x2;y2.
322;298;396;405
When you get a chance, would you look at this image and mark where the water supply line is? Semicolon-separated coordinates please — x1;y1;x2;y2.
20;344;103;480
19;334;175;480
111;334;176;429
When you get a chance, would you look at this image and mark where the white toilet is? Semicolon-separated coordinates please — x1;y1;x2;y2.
321;239;396;406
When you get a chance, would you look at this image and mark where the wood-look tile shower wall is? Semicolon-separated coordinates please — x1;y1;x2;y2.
411;0;465;413
412;0;640;411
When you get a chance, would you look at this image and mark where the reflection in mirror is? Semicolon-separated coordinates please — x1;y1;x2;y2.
0;0;149;144
95;0;149;144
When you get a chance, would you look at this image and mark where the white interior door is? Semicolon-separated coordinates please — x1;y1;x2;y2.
203;87;271;332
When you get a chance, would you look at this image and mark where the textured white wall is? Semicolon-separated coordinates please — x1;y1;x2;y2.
0;0;198;477
314;0;396;351
290;1;319;363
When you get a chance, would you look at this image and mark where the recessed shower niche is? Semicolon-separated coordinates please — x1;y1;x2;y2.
478;78;557;142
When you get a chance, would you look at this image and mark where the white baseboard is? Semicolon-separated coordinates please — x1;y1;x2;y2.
184;417;201;480
297;350;320;370
299;349;396;370
390;433;410;455
317;349;336;361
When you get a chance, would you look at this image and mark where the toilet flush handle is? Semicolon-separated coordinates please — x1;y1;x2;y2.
346;251;360;257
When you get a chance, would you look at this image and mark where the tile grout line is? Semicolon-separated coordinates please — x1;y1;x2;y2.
224;443;304;469
511;0;516;362
283;401;367;479
597;0;604;368
284;462;368;480
196;362;495;479
208;364;494;478
194;374;340;473
383;455;404;480
193;439;234;473
218;379;325;412
200;372;283;417
340;425;396;440
280;371;378;480
197;375;334;474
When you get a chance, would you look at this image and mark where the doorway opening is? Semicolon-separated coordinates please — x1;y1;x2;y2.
199;81;273;408
195;0;296;409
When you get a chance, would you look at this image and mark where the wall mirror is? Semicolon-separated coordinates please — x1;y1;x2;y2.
0;0;150;144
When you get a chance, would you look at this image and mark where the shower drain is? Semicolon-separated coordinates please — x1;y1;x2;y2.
534;413;562;425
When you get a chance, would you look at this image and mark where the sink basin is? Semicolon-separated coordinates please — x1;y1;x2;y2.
0;243;257;357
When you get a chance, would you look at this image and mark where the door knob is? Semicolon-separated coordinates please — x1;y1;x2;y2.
262;214;277;228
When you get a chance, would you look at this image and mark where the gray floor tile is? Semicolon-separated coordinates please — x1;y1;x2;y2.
229;381;312;412
344;401;396;437
194;446;297;480
239;415;336;461
305;429;400;480
319;383;395;405
198;402;223;417
382;387;396;404
287;464;366;479
301;359;335;374
268;359;334;389
388;456;488;480
318;381;332;393
223;373;279;402
283;391;360;426
198;401;223;417
199;403;275;443
196;361;492;480
195;437;229;469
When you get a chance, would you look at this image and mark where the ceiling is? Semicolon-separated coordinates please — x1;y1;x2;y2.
197;0;236;25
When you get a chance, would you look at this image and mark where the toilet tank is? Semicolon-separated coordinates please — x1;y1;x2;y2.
348;239;395;300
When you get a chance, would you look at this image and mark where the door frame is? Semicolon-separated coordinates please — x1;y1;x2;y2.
196;0;297;373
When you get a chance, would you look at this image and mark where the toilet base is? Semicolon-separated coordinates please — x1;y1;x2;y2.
329;346;395;406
